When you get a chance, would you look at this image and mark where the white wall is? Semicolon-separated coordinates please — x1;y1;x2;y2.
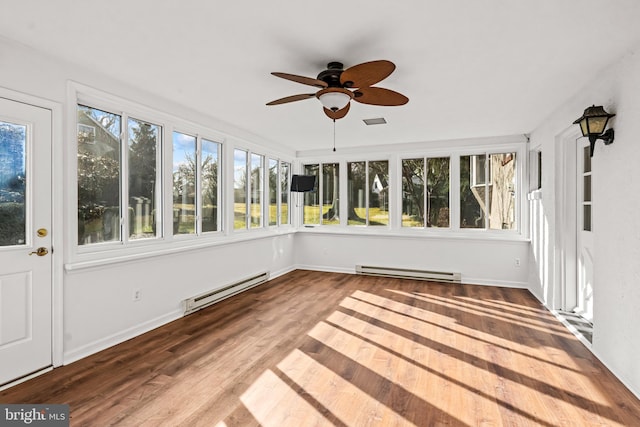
295;232;530;288
529;47;640;397
63;234;295;362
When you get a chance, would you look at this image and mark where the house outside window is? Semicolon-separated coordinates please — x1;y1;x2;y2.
77;105;162;245
348;160;389;226
460;152;516;230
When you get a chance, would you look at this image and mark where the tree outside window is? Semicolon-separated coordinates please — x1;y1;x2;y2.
460;153;516;230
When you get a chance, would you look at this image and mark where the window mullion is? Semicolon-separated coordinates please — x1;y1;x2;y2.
276;160;282;226
423;157;428;228
121;113;129;244
245;152;250;229
195;136;202;235
484;152;490;229
319;163;324;225
365;161;370;226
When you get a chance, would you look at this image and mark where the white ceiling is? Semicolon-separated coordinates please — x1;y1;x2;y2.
3;0;640;153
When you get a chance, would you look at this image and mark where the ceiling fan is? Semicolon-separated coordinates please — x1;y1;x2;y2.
266;60;409;120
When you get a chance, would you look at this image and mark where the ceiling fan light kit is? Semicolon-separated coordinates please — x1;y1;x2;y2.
266;60;409;120
317;87;353;111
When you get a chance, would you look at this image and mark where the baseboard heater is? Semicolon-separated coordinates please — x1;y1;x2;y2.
183;271;269;315
356;265;461;283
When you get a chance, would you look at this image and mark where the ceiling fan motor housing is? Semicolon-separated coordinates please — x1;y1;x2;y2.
317;62;351;87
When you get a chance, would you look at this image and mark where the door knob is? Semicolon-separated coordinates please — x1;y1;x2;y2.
28;247;49;256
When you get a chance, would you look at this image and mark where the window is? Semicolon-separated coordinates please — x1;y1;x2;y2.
234;149;248;230
268;159;290;226
250;153;264;228
348;160;389;226
401;157;450;228
128;118;160;240
303;164;320;225
280;161;290;225
460;152;516;230
201;139;220;233
234;149;273;230
301;163;339;226
172;132;196;235
582;146;591;232
268;158;278;226
78;105;163;245
172;132;221;235
322;163;340;225
0;121;27;246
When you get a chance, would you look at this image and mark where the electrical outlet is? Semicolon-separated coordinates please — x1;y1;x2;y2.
133;289;141;301
515;258;521;267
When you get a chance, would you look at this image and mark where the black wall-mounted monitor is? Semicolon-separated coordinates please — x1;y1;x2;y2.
290;174;316;192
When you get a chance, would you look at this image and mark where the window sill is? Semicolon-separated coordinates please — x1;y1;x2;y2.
64;227;296;273
296;225;530;243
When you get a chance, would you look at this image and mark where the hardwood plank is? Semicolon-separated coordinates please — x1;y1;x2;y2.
1;270;639;426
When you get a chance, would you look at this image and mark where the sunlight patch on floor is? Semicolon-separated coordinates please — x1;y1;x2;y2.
278;349;417;427
240;368;333;427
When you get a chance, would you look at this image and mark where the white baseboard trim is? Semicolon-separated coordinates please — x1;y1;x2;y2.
0;367;53;392
270;265;297;280
462;277;529;288
591;347;640;401
549;309;640;401
294;266;528;289
294;264;355;275
63;309;183;365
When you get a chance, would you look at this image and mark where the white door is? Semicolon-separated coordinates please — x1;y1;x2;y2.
576;141;594;321
0;97;52;386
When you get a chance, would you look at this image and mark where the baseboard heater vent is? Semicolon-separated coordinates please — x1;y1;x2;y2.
356;265;461;283
183;271;269;315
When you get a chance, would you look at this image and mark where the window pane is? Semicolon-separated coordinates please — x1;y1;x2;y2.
303;164;319;225
280;162;289;225
202;139;219;232
583;175;591;203
488;153;516;230
583;146;591;173
172;132;196;235
427;157;450;228
460;155;485;228
268;158;278;226
234;149;247;230
77;105;121;244
322;163;340;225
250;153;263;228
347;162;366;225
369;161;389;226
472;154;487;186
128;118;159;240
401;158;424;227
584;205;591;231
0;121;26;246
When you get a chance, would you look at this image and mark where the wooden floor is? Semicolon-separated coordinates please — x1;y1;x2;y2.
2;270;640;426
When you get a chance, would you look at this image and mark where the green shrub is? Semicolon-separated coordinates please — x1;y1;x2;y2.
0;203;25;245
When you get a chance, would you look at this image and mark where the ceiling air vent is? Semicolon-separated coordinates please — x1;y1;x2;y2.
363;117;387;126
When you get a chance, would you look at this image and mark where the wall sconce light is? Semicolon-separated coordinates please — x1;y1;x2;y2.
573;105;615;157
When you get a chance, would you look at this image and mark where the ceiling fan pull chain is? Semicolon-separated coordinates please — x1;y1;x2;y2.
333;119;336;152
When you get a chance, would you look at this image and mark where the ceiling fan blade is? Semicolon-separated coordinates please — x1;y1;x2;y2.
323;103;350;120
340;60;396;88
266;93;316;106
271;72;328;88
353;87;409;106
